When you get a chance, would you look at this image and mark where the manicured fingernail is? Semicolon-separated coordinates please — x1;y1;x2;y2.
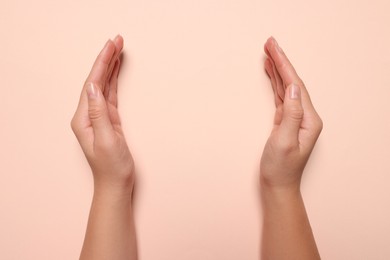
290;84;300;99
86;83;98;99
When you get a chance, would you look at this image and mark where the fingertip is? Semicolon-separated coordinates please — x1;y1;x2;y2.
106;39;115;50
97;39;115;64
114;34;124;49
265;36;280;59
86;83;98;99
265;36;274;48
264;38;272;57
86;82;104;98
287;83;301;100
103;40;116;60
265;36;283;58
268;36;276;45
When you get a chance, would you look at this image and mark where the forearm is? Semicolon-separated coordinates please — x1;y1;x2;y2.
80;183;137;260
260;182;320;260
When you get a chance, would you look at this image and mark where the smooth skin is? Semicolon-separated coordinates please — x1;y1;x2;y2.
261;37;322;259
71;35;322;260
71;35;137;260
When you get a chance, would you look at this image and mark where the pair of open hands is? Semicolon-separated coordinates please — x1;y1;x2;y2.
71;35;323;194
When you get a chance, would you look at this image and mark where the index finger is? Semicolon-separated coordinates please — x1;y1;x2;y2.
264;37;316;113
74;39;117;121
85;39;116;88
264;37;302;86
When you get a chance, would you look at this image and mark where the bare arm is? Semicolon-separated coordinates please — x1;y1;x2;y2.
71;35;138;260
261;185;319;260
80;183;137;260
260;37;322;260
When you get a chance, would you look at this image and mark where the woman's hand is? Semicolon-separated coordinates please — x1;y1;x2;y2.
73;36;138;260
260;37;322;260
71;35;134;193
260;37;323;191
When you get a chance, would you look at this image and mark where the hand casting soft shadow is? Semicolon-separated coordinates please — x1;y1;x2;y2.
71;35;323;260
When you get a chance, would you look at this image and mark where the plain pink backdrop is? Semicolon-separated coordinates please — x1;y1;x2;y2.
1;0;390;259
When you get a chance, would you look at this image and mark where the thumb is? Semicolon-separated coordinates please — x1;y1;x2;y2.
86;83;114;140
279;84;304;145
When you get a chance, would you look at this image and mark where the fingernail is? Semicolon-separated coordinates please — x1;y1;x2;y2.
86;83;98;99
290;84;300;99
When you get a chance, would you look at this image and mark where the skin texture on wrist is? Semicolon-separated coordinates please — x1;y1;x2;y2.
93;177;134;201
260;175;301;198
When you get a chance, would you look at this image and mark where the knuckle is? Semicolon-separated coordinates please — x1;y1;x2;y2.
272;137;298;155
84;80;101;90
314;116;324;133
278;140;298;155
278;62;288;71
289;107;304;120
84;80;92;88
88;106;101;120
70;117;79;133
94;136;117;153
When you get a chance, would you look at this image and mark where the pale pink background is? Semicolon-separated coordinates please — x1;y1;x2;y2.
1;0;390;259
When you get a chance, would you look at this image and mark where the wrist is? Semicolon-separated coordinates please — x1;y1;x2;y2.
260;175;302;204
260;169;302;191
93;177;134;201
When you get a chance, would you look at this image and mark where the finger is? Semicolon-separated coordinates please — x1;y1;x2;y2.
108;58;121;108
264;41;271;58
265;37;301;86
270;58;285;103
278;84;304;148
264;42;285;103
104;35;124;98
264;37;316;113
106;59;122;127
86;39;116;90
265;57;283;125
107;35;124;76
86;83;114;143
73;40;116;130
264;58;282;107
264;58;272;78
